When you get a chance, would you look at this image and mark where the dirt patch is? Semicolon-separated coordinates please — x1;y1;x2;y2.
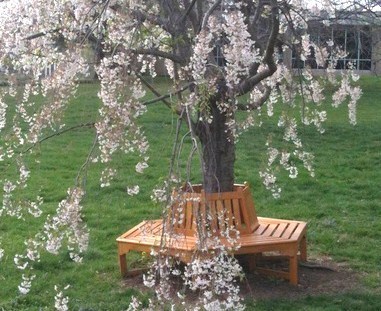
240;257;360;301
122;256;362;302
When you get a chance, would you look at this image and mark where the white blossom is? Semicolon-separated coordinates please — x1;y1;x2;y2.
135;161;148;174
0;98;7;131
259;169;282;199
127;185;140;196
126;296;142;311
223;10;259;88
18;274;36;295
54;285;70;311
190;30;215;83
43;188;88;258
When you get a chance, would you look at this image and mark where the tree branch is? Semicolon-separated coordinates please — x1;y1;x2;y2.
201;0;222;30
75;132;99;188
197;0;203;29
237;85;271;111
252;0;264;26
24;28;60;41
138;74;197;130
143;82;194;105
180;0;199;30
22;122;95;154
137;74;175;110
235;1;279;97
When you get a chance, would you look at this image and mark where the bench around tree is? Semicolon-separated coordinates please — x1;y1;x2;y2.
117;183;307;285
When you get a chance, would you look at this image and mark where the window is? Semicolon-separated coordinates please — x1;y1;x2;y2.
292;23;372;71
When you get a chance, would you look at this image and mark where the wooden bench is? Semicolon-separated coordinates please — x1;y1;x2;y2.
117;184;307;285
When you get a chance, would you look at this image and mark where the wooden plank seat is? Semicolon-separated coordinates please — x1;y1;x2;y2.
117;184;307;285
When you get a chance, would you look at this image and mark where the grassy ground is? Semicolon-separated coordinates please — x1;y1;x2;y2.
0;76;380;310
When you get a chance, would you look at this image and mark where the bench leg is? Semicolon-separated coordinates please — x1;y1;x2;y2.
289;255;298;285
299;234;307;262
119;253;128;277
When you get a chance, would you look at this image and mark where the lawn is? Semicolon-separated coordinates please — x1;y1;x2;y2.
0;76;380;310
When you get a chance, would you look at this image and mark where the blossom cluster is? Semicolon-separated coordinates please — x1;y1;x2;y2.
141;248;245;311
18;274;36;295
222;10;259;88
183;252;245;311
332;72;361;125
43;187;88;261
190;30;215;83
96;53;149;187
54;285;70;311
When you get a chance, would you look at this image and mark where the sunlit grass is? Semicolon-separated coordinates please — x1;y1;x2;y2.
0;76;380;310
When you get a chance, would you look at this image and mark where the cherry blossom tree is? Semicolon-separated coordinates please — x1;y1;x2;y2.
0;0;371;309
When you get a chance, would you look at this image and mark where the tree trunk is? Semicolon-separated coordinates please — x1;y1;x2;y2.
197;101;235;193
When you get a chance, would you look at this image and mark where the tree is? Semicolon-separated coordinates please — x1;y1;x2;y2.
0;0;371;309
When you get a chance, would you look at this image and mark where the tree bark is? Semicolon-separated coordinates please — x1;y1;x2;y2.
197;101;235;194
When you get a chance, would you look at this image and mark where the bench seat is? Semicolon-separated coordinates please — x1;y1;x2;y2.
117;216;307;285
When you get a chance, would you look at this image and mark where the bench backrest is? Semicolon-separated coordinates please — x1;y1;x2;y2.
168;184;259;237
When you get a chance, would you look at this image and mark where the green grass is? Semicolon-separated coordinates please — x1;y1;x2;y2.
0;76;381;310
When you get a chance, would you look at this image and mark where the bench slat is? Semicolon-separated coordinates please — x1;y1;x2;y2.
272;222;289;238
232;198;243;231
185;199;193;230
290;223;306;240
225;199;234;228
281;222;299;239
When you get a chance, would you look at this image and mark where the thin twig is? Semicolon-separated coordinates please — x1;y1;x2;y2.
137;74;173;108
237;85;271;111
201;0;222;30
75;133;99;188
22;122;95;154
179;0;198;25
143;83;193;105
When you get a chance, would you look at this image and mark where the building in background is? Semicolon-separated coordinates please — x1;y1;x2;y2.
284;10;381;75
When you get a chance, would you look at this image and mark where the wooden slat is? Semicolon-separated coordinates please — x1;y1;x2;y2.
240;197;251;231
120;220;148;238
290;223;307;241
232;198;243;230
185;200;193;230
258;217;293;224
180;200;187;229
280;222;298;239
204;190;245;200
199;199;206;234
224;199;234;228
272;222;288;238
260;223;279;237
216;199;225;232
238;235;291;245
152;221;164;235
121;235;196;250
171;205;181;230
209;200;218;232
243;190;257;227
191;200;199;231
130;221;157;238
254;223;270;235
